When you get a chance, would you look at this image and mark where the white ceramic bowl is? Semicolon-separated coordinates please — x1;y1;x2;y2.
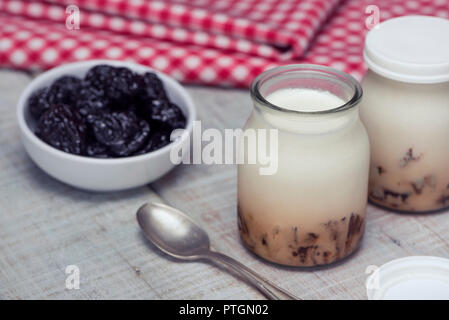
17;60;196;192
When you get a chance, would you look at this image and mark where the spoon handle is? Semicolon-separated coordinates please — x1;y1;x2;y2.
203;250;300;300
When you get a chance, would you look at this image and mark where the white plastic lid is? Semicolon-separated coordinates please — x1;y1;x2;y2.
364;16;449;84
367;256;449;300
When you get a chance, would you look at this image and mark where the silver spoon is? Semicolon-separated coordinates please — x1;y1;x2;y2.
137;202;299;300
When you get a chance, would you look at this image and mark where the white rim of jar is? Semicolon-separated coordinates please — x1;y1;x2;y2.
250;64;363;115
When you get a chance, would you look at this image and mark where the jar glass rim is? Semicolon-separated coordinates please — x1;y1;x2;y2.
250;64;363;115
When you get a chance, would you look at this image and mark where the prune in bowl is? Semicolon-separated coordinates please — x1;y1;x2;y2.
17;60;195;191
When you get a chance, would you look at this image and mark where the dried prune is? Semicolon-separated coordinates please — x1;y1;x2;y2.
28;87;51;119
114;67;142;97
126;120;151;155
141;72;167;100
85;65;141;106
89;112;132;146
29;76;81;119
144;99;186;129
89;111;150;157
47;76;82;105
107;68;142;106
76;85;109;116
400;148;421;167
136;130;171;155
84;65;116;92
37;104;87;155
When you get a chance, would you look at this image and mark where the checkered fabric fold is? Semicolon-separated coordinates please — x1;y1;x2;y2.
0;0;448;87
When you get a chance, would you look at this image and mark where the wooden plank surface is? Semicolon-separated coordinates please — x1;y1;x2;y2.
1;69;448;300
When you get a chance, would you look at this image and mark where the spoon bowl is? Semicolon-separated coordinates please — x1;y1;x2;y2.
137;202;210;260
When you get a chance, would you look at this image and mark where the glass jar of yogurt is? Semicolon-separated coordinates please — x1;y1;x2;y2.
360;16;449;212
238;65;370;267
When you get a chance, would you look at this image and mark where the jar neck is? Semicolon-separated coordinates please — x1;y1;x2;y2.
253;100;360;134
250;64;363;134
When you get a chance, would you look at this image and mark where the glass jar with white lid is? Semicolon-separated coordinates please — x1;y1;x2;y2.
360;16;449;212
238;65;370;267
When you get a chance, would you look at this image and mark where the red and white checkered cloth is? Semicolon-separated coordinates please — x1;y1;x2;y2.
0;0;448;87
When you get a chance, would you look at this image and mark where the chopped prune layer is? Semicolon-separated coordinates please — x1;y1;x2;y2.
28;65;186;158
369;161;449;211
370;187;410;202
399;148;421;167
237;205;365;267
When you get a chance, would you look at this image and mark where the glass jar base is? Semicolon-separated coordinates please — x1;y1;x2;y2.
239;232;363;268
368;197;449;214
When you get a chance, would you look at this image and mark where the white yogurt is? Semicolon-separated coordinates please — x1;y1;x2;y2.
265;88;346;112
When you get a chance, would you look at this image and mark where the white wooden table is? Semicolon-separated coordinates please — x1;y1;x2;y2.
1;69;449;300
